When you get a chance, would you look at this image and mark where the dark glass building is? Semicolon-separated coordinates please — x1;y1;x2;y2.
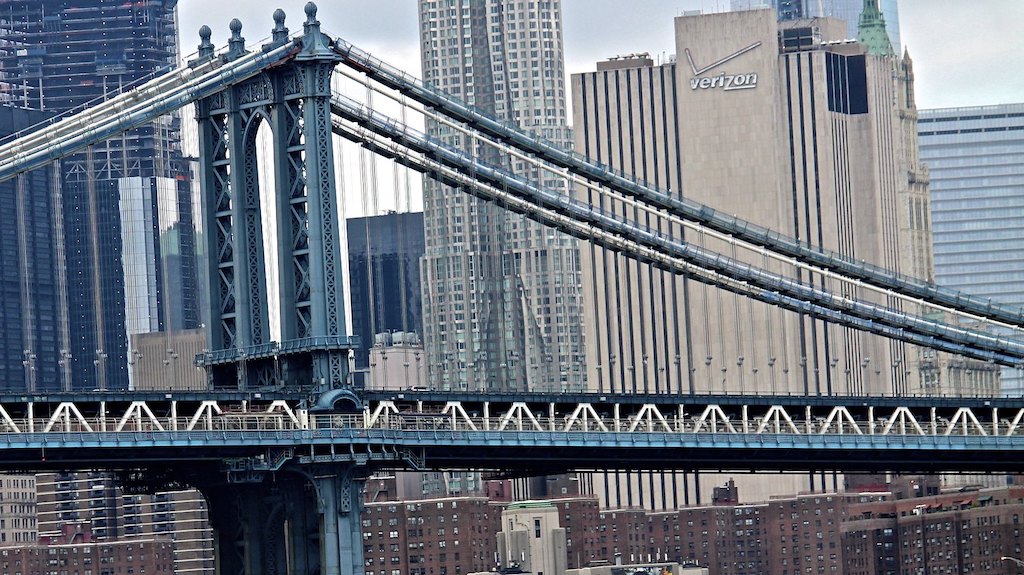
0;0;198;390
347;212;425;369
0;106;68;392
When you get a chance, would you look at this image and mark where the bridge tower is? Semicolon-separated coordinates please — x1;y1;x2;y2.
189;5;366;575
194;3;354;396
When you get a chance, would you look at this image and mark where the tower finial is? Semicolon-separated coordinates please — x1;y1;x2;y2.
198;25;214;58
296;1;335;59
272;9;289;43
227;18;246;57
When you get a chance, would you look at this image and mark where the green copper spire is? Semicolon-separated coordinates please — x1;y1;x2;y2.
858;0;895;56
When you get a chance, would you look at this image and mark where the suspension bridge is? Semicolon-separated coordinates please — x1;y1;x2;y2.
1;3;1023;574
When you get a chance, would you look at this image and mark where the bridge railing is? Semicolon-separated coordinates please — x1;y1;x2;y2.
348;413;1006;436
0;396;1020;439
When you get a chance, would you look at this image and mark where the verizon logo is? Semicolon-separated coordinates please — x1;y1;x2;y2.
685;41;761;92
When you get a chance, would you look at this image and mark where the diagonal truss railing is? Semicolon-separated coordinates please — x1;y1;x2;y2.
331;38;1024;331
328;94;1024;367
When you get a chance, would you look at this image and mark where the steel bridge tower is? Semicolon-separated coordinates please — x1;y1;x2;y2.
189;5;363;575
195;6;354;397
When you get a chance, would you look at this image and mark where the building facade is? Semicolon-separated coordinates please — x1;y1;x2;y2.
1;523;174;575
0;0;199;391
348;212;426;371
497;501;568;575
0;473;36;547
360;476;1024;575
361;495;500;575
35;472;213;573
571;8;994;505
129;327;207;390
417;0;585;393
0;105;70;393
919;103;1024;396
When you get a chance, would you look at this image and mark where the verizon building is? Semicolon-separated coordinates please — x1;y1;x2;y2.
571;7;996;505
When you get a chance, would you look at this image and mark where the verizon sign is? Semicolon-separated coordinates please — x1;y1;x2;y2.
685;41;761;91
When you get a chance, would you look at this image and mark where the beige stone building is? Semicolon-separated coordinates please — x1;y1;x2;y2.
0;474;36;546
570;8;997;506
498;501;569;575
129;327;207;390
367;333;427;391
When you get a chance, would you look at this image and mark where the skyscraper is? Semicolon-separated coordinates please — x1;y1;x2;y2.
0;105;69;393
919;103;1024;396
0;0;198;391
571;8;994;506
347;212;426;371
417;0;584;392
731;0;902;51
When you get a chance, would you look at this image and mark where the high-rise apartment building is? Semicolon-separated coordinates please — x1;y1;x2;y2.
0;106;70;393
731;0;902;50
0;473;37;546
36;473;214;573
571;7;995;505
417;0;585;393
0;0;199;391
919;103;1024;396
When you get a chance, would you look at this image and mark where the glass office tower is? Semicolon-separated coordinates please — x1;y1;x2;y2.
920;103;1024;396
0;0;198;390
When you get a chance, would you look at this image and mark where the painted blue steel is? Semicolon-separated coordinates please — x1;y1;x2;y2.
1;429;1022;473
0;41;298;184
330;97;1024;366
331;38;1024;330
197;336;360;367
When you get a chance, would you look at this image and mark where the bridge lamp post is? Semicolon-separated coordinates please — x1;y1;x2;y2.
127;349;142;390
58;349;72;392
22;349;36;393
164;348;179;389
94;349;107;391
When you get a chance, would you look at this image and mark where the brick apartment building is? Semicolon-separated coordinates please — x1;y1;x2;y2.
363;475;1024;575
844;483;1024;575
362;493;500;575
0;523;173;575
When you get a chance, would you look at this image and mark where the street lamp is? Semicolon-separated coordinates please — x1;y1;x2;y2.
165;348;179;389
1003;557;1024;568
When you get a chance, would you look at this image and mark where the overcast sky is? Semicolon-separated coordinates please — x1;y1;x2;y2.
178;0;1024;111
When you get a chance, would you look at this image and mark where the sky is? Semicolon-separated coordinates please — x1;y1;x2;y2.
177;0;1024;111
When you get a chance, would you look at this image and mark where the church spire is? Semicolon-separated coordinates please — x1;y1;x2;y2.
858;0;895;56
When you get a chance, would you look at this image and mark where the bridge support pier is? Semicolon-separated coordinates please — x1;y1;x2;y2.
200;463;366;575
